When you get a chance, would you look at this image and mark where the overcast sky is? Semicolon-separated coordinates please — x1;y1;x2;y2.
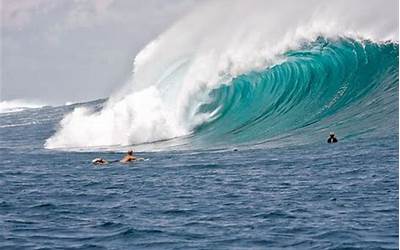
1;0;198;105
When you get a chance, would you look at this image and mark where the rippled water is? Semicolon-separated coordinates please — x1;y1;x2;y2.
0;107;398;249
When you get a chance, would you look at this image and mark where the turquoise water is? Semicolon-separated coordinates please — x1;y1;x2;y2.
0;38;398;249
195;38;398;148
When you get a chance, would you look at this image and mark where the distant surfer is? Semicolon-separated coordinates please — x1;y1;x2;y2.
92;158;108;165
327;132;338;143
120;150;137;163
92;149;139;165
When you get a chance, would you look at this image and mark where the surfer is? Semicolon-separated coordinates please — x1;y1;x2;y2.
92;158;108;165
327;132;338;143
120;150;137;163
92;150;140;165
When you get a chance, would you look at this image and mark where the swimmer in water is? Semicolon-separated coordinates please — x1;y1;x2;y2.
327;132;338;143
92;158;108;165
120;150;137;163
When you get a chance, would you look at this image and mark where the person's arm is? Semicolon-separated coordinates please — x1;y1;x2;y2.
120;156;128;163
125;156;136;162
120;155;136;163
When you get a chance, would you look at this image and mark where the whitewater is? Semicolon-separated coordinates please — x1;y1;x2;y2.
44;0;398;150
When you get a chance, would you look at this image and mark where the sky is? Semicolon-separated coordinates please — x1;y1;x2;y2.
1;0;198;105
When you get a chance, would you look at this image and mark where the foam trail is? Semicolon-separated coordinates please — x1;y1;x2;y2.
45;0;398;149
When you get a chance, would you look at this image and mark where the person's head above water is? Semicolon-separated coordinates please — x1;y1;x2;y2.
327;132;338;143
127;150;133;155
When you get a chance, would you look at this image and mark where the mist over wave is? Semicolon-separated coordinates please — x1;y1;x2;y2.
45;0;398;150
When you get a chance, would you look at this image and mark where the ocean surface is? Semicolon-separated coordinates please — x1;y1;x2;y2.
0;107;398;249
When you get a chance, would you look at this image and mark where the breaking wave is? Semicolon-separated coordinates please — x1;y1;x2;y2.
45;0;398;150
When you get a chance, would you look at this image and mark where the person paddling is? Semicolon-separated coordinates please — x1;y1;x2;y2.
92;149;139;165
120;150;137;163
327;132;338;143
92;158;108;165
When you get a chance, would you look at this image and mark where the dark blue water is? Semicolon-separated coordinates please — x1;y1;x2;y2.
0;106;398;249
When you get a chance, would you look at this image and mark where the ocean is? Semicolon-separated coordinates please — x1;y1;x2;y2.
0;38;398;249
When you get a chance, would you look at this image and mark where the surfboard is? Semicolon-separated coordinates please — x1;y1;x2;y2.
92;157;147;165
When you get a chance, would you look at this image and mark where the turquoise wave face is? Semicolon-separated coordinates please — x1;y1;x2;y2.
194;38;398;147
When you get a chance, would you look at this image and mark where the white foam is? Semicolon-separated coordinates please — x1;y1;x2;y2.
45;0;398;149
46;86;188;148
65;101;75;106
0;99;45;113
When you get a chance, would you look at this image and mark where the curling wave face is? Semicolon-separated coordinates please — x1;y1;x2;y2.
193;38;398;147
45;0;398;150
